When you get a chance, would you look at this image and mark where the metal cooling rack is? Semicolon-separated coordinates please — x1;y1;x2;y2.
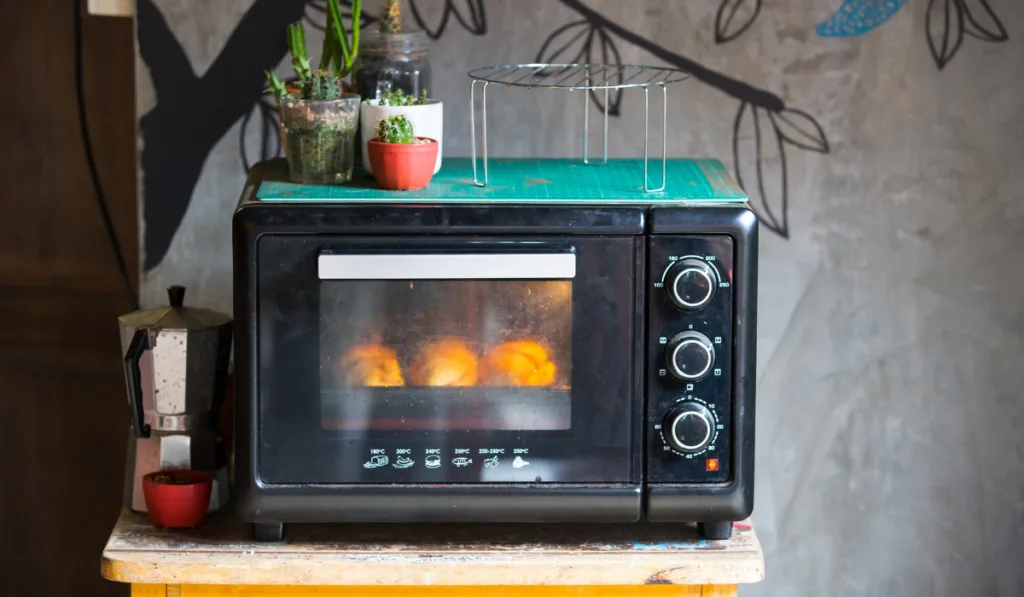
467;63;691;192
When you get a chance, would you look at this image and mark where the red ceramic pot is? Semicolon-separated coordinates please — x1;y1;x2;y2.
367;137;439;191
142;470;213;529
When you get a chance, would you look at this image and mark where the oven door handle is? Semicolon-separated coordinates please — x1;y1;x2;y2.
318;253;576;280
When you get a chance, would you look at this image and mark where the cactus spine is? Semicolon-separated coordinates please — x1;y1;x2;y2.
376;115;415;144
378;88;429;106
303;70;342;100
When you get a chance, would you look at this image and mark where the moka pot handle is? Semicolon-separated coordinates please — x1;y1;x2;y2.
124;329;151;438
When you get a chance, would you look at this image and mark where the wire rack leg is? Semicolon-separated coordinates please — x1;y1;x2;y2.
471;79;489;187
582;68;590;164
602;87;609;164
644;84;667;192
583;84;609;164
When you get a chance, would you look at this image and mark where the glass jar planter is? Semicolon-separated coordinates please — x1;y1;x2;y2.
353;31;431;100
280;94;361;184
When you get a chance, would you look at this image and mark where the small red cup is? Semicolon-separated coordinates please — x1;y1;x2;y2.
142;469;213;529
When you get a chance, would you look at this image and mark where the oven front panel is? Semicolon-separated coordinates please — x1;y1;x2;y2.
646;235;735;483
255;235;638;485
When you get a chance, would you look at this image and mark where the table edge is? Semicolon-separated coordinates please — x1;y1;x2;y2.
101;550;765;587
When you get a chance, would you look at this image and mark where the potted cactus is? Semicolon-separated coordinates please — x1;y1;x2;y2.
361;88;443;176
367;115;438;190
266;0;363;184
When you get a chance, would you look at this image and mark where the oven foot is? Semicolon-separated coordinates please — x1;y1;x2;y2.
697;521;733;540
253;522;284;542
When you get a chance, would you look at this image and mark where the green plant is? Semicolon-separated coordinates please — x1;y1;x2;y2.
381;0;402;34
289;22;313;82
376;115;415;144
303;70;342;101
378;88;429;106
265;0;362;104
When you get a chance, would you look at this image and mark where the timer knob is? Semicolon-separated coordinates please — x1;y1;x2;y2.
666;331;715;382
665;258;719;311
663;402;715;454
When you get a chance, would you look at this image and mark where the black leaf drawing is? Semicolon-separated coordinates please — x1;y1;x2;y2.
960;0;1008;41
536;20;592;64
591;28;624;115
409;0;486;40
734;102;787;238
926;0;965;69
770;108;829;153
240;98;282;171
715;0;762;44
534;21;624;115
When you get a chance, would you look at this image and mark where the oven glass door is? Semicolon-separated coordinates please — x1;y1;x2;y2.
256;236;637;484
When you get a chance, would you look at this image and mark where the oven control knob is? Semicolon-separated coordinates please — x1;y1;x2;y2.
665;258;719;311
666;331;715;382
663;402;715;454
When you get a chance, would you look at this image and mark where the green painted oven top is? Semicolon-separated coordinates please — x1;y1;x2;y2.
256;158;747;205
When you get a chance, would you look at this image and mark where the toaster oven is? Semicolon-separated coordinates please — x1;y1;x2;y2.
233;158;757;541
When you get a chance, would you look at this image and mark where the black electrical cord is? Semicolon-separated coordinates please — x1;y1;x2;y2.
74;0;140;311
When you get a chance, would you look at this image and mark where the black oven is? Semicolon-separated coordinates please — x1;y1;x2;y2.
233;171;757;542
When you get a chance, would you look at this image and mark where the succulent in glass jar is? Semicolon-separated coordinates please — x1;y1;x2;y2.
264;0;363;104
264;0;364;184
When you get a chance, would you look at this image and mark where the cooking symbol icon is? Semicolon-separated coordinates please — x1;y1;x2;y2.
512;456;530;469
363;455;389;469
483;455;499;468
393;456;414;469
424;455;441;469
452;457;473;467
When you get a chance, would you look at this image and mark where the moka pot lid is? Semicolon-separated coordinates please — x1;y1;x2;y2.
117;285;231;332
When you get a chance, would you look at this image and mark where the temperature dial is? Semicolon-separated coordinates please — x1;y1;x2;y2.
663;402;715;454
666;331;715;382
665;258;719;311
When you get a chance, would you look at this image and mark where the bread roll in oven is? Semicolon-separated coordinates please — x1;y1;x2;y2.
409;338;478;387
337;344;405;387
480;340;557;387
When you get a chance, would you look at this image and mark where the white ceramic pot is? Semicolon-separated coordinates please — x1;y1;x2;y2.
361;99;443;174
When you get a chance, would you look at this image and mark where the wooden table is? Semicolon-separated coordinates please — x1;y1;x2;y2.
101;510;764;596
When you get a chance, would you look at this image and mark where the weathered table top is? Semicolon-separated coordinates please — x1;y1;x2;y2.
101;510;764;586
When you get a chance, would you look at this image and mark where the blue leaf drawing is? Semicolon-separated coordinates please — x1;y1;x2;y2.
816;0;907;37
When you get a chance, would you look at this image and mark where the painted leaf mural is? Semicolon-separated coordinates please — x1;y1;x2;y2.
136;0;1014;275
816;0;907;37
734;102;787;237
771;108;829;153
733;103;829;238
535;20;624;115
816;0;1008;70
715;0;763;44
927;0;965;69
409;0;487;39
960;0;1008;41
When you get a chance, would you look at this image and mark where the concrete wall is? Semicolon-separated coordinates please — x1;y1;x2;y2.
136;1;1024;594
